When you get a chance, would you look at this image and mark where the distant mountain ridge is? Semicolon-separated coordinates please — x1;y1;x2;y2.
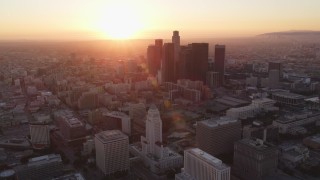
259;30;320;36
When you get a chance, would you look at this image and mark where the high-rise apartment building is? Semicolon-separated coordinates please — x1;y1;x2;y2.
196;116;241;156
214;45;226;86
233;138;278;180
95;130;129;175
175;148;230;180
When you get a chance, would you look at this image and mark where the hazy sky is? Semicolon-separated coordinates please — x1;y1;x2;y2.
1;0;320;40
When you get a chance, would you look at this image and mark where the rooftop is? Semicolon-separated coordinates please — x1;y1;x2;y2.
186;148;229;170
95;130;128;143
272;92;305;99
238;138;275;151
28;154;62;167
199;116;238;128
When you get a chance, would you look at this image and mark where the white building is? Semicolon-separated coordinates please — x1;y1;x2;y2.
29;124;50;149
95;130;129;175
175;148;230;180
130;105;183;174
226;98;277;119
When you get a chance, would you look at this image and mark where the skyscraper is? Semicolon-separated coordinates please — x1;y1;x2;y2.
187;43;209;83
178;45;192;79
95;130;129;175
154;39;163;74
162;43;175;83
147;45;156;75
172;31;181;79
214;45;226;86
175;148;231;180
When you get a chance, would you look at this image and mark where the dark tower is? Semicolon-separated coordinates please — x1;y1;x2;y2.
189;43;209;83
214;45;226;86
162;43;175;83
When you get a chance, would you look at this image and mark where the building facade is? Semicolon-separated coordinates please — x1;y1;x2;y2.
176;148;230;180
95;130;129;175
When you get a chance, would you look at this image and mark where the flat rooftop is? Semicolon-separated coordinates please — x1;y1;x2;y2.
199;116;238;128
28;154;62;167
65;117;83;128
215;96;249;107
272;92;305;99
95;130;128;143
237;138;275;151
186;148;229;170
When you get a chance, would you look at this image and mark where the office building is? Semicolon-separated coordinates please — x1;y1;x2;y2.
147;45;156;75
175;148;230;180
54;110;87;141
154;39;163;75
214;45;226;86
233;139;278;180
172;31;181;79
95;130;129;175
162;43;175;83
130;105;183;174
187;43;209;83
14;154;64;180
196;117;241;156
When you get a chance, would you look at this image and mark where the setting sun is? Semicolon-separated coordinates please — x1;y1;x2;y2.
98;4;143;39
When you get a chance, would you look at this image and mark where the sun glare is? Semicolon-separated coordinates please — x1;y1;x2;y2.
99;4;143;39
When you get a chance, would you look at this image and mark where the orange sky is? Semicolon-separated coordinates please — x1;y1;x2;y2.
1;0;320;40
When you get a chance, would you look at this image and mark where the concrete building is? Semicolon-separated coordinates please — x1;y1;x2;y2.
233;139;278;180
273;112;320;134
54;110;87;141
95;130;129;175
14;154;64;180
271;91;305;106
226;98;277;119
196;117;241;156
175;148;230;180
130;105;183;174
279;144;309;168
77;91;98;110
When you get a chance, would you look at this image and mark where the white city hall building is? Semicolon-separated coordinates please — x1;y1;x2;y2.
176;148;230;180
130;105;183;174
